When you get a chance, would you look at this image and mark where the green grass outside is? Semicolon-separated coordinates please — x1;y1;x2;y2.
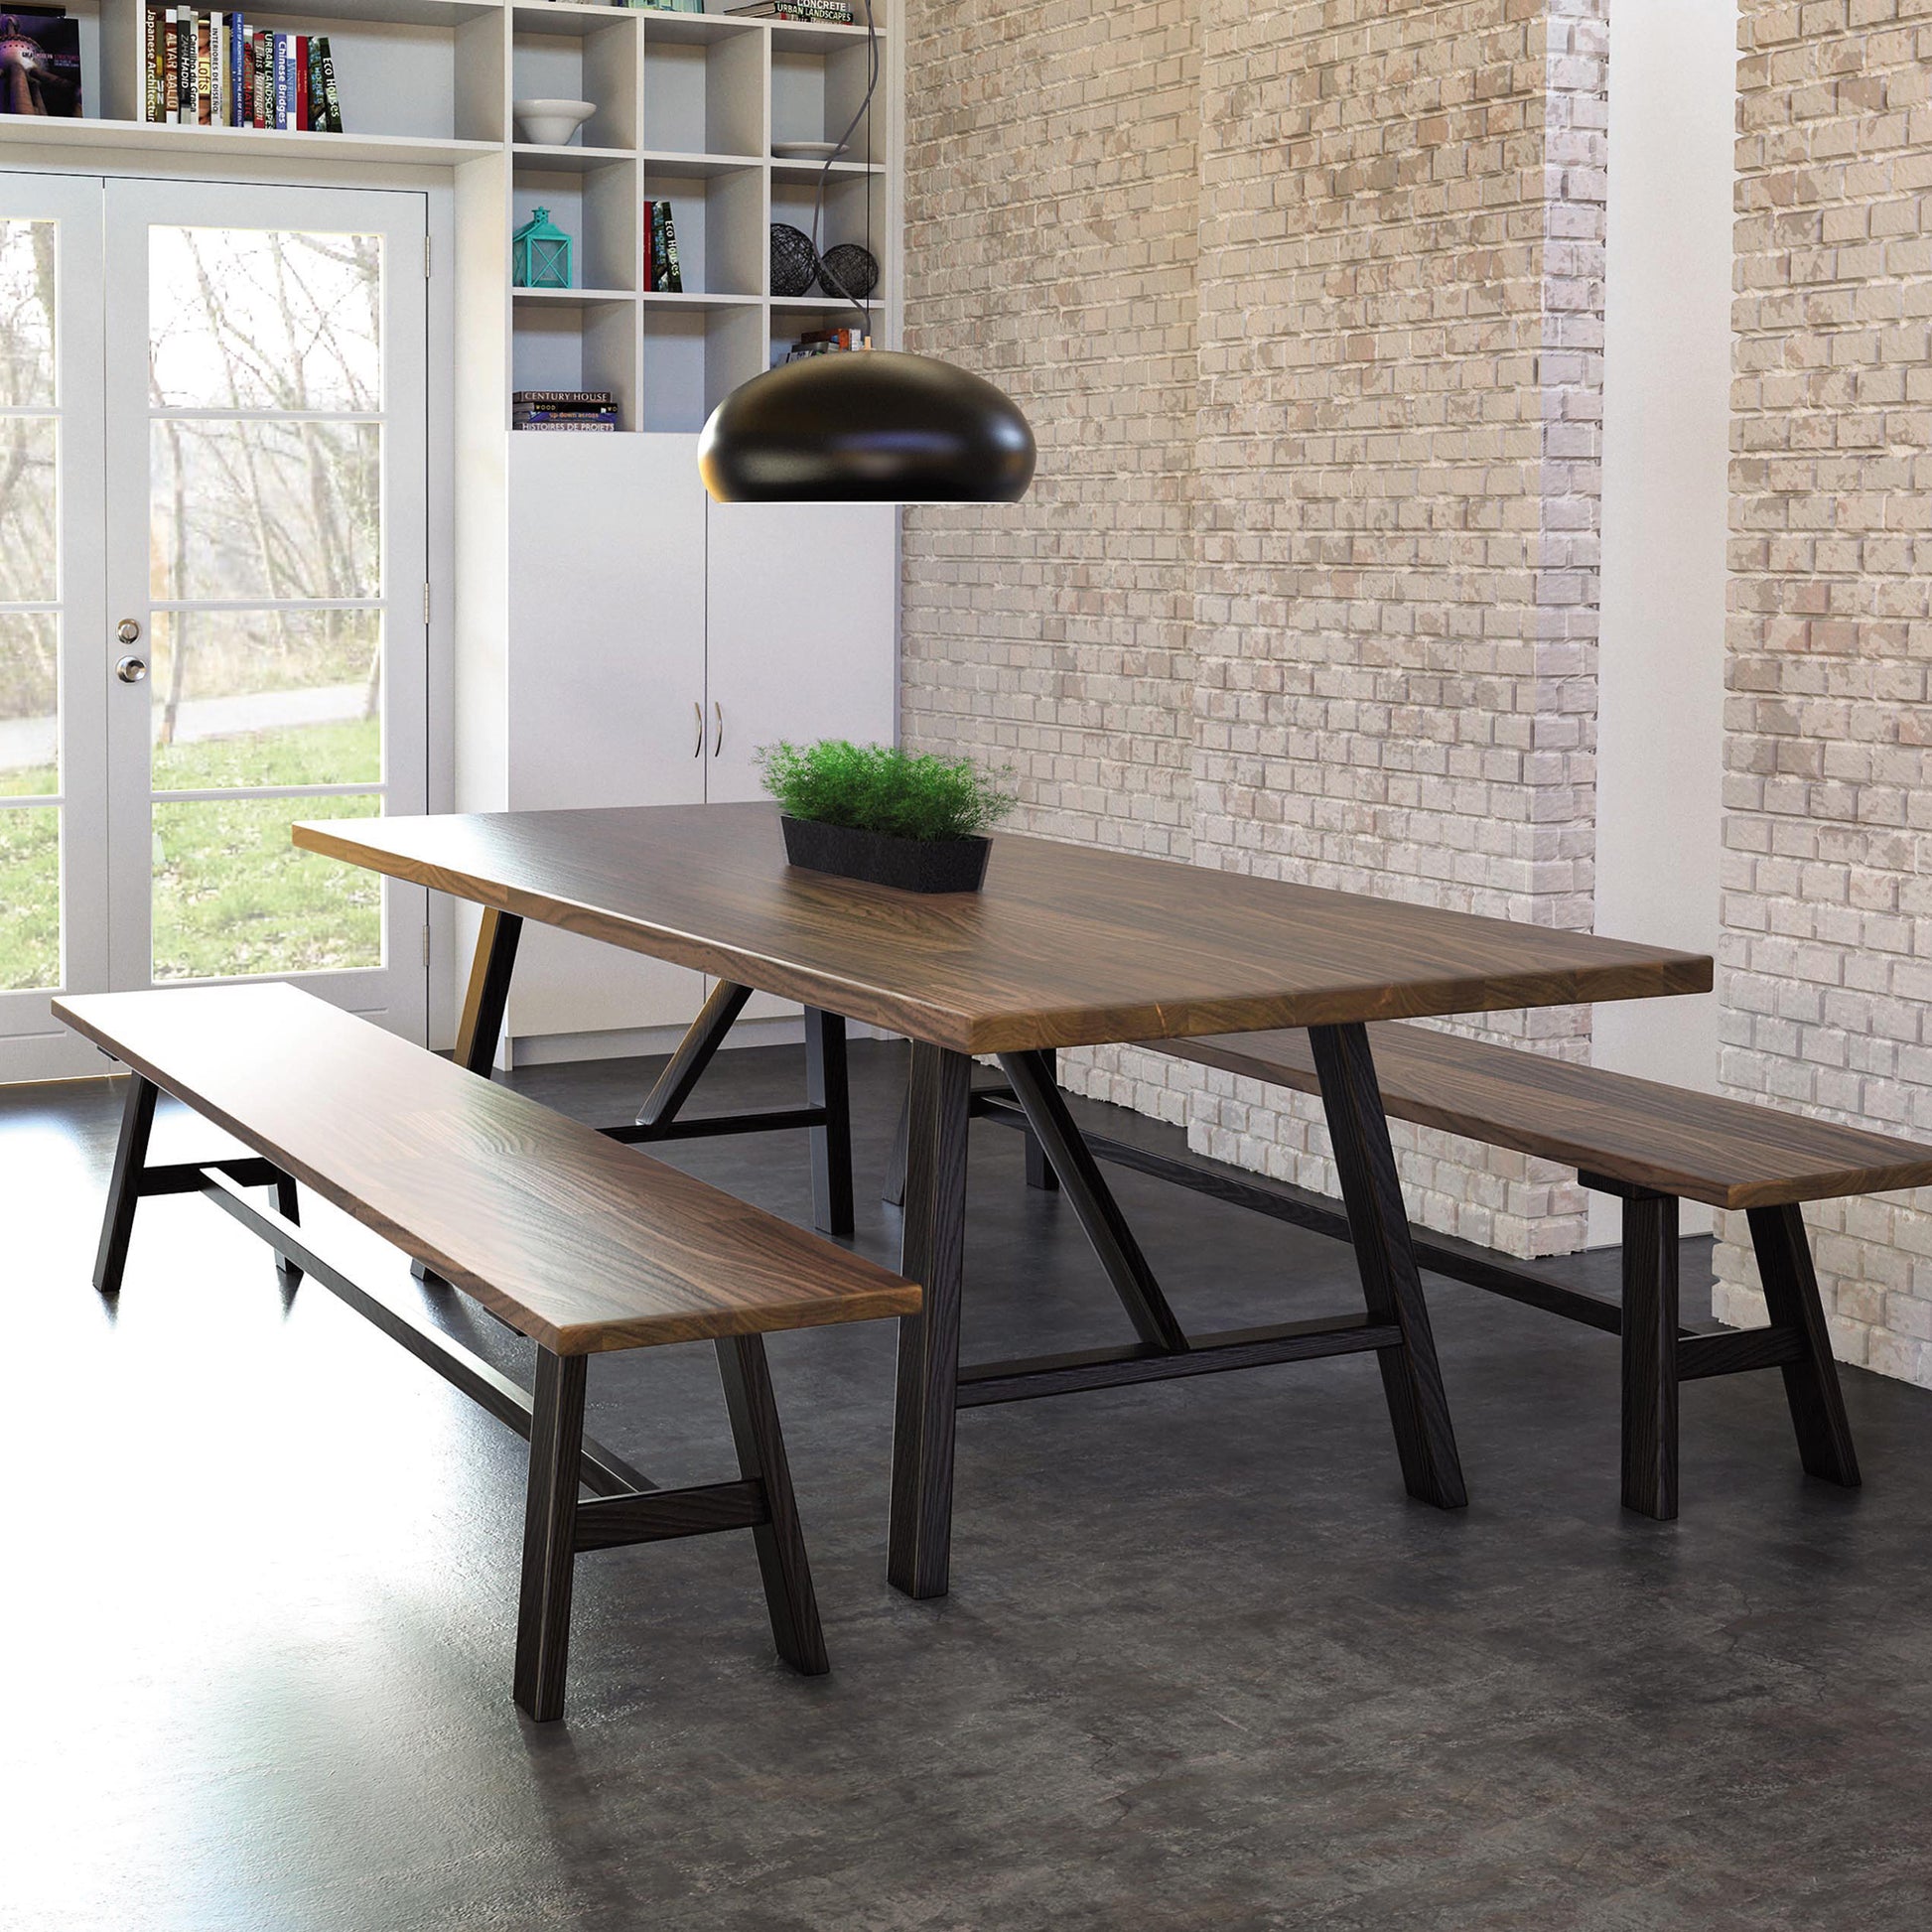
0;717;383;992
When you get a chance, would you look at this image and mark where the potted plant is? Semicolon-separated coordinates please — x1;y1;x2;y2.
756;739;1018;894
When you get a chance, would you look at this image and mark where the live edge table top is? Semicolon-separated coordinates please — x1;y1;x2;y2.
296;803;1714;1055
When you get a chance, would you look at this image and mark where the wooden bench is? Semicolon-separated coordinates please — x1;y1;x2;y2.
56;984;920;1723
1133;1023;1932;1520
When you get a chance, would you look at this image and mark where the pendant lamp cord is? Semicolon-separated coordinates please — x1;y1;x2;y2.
808;0;879;337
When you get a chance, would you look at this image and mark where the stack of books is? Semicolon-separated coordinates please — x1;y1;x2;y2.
730;1;858;20
512;390;619;433
142;10;343;129
644;203;683;295
782;326;872;364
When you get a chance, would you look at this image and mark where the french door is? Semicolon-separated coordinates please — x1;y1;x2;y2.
0;173;429;1081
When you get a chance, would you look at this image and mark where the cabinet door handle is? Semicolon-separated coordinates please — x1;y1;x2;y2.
712;701;723;758
693;701;703;758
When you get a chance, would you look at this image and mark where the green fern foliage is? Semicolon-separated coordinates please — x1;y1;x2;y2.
755;739;1018;843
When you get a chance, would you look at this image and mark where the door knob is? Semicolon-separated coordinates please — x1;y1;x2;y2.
693;700;703;757
116;618;141;644
712;701;723;757
116;655;148;684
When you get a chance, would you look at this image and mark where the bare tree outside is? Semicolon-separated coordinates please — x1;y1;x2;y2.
0;217;390;992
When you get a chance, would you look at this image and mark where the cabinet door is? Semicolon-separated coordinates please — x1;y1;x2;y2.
504;432;707;1041
704;500;898;802
705;499;897;1024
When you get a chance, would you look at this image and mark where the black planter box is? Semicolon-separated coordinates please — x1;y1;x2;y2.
780;815;991;894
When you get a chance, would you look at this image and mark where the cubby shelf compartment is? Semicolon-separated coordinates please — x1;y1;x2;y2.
768;18;885;55
769;156;885;185
638;149;763;179
514;287;639;307
640;292;760;312
506;0;630;37
510;142;637;172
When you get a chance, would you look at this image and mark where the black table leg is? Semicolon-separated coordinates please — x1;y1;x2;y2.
804;1008;854;1238
632;978;753;1132
888;1040;973;1599
456;906;523;1074
94;1071;158;1295
1309;1022;1468;1510
1024;1048;1059;1191
415;908;525;1289
998;1049;1187;1354
883;1078;909;1208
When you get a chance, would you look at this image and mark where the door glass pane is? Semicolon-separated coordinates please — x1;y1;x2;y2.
151;792;382;982
148;227;380;411
150;608;380;790
149;418;380;601
0;414;58;602
0;611;57;795
0;217;56;407
0;806;59;989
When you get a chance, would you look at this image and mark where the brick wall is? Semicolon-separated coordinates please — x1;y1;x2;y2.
1185;0;1607;1253
1722;0;1932;1380
900;0;1611;1250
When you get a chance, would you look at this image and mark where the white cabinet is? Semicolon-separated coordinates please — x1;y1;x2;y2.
494;433;897;1051
706;501;899;802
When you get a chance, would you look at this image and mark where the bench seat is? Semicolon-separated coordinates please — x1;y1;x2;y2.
58;984;919;1722
1151;1023;1932;1211
58;982;917;1355
1137;1021;1932;1522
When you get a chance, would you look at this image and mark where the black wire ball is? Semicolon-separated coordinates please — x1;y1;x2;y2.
816;243;879;302
769;224;819;299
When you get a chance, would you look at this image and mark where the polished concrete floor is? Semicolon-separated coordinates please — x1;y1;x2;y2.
6;1038;1932;1931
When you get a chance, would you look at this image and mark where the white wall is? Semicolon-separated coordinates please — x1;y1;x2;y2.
1588;0;1735;1244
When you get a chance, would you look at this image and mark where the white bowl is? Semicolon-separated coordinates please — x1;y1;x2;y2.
514;98;596;147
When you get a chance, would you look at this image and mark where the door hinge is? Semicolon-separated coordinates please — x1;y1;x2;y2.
422;925;432;967
423;582;431;625
424;235;432;278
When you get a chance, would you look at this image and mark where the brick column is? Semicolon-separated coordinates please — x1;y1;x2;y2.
1722;0;1932;1377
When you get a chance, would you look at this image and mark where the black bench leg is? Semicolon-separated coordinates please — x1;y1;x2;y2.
94;1072;158;1296
1309;1023;1467;1511
883;1076;909;1208
889;1041;973;1599
1748;1202;1861;1490
1024;1048;1059;1191
715;1334;829;1675
1620;1192;1680;1520
804;1008;854;1239
272;1172;303;1290
514;1346;587;1723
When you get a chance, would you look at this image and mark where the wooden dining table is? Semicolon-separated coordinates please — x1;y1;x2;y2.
297;801;1714;1598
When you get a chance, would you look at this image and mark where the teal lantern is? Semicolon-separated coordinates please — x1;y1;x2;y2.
512;207;573;290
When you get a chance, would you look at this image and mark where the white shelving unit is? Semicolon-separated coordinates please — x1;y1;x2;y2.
34;0;895;431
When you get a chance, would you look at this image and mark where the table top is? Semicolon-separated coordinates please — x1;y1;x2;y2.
297;803;1714;1054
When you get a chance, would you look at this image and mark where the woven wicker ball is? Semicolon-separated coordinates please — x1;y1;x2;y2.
769;224;819;299
815;243;880;302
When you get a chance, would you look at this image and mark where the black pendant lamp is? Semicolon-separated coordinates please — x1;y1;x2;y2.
696;1;1035;505
699;349;1035;503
